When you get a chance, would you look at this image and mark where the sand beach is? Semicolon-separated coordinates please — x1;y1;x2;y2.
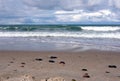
0;50;120;81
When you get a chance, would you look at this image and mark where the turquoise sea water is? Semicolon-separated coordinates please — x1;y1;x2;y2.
0;25;120;52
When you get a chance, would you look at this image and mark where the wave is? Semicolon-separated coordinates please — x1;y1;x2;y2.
81;26;120;32
0;25;120;39
0;25;82;31
0;31;120;39
0;25;120;32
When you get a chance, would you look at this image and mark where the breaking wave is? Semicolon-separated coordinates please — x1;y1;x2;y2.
0;25;120;39
0;25;120;32
81;26;120;32
0;31;120;39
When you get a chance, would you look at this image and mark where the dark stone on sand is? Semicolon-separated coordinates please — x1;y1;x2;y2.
8;64;10;66
72;79;76;81
10;61;14;63
82;69;88;71
50;56;58;59
7;77;10;79
83;73;90;78
20;65;24;67
32;76;35;79
117;76;120;78
21;62;26;64
59;61;65;64
35;58;43;61
105;71;110;73
49;60;55;63
78;56;81;58
108;65;117;68
14;69;17;71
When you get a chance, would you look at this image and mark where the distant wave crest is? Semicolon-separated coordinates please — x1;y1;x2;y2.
81;26;120;32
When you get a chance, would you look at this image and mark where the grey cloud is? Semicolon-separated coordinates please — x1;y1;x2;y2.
0;0;120;24
23;0;85;10
23;0;59;10
23;0;120;11
59;0;84;10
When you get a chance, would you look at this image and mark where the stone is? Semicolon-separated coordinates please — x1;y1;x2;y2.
108;65;117;68
35;58;43;61
50;56;58;59
83;73;90;78
49;60;55;63
82;69;88;71
59;61;65;65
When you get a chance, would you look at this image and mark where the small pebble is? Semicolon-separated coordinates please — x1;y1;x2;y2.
83;73;90;78
32;76;35;79
35;58;43;61
21;62;26;64
72;79;76;81
14;69;17;71
49;60;55;63
117;76;120;78
105;71;110;73
10;61;14;63
59;61;65;64
108;65;117;68
50;56;58;59
20;65;24;67
8;64;10;66
82;69;88;71
6;77;9;79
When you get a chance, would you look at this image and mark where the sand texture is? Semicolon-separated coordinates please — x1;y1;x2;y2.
0;50;120;81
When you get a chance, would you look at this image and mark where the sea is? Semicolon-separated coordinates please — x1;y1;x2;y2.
0;25;120;52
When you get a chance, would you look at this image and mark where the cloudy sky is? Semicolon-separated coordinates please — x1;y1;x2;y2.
0;0;120;24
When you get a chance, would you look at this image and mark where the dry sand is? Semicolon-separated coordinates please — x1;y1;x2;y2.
0;50;120;81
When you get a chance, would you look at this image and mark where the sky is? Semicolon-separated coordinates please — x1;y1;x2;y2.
0;0;120;24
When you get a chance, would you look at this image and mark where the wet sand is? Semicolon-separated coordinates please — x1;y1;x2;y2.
0;50;120;81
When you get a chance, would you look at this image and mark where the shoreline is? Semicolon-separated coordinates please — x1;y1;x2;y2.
0;48;120;53
0;36;120;53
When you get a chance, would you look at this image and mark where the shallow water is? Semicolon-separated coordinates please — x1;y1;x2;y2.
0;25;120;52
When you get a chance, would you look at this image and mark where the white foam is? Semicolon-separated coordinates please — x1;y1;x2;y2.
0;31;120;39
81;26;120;31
